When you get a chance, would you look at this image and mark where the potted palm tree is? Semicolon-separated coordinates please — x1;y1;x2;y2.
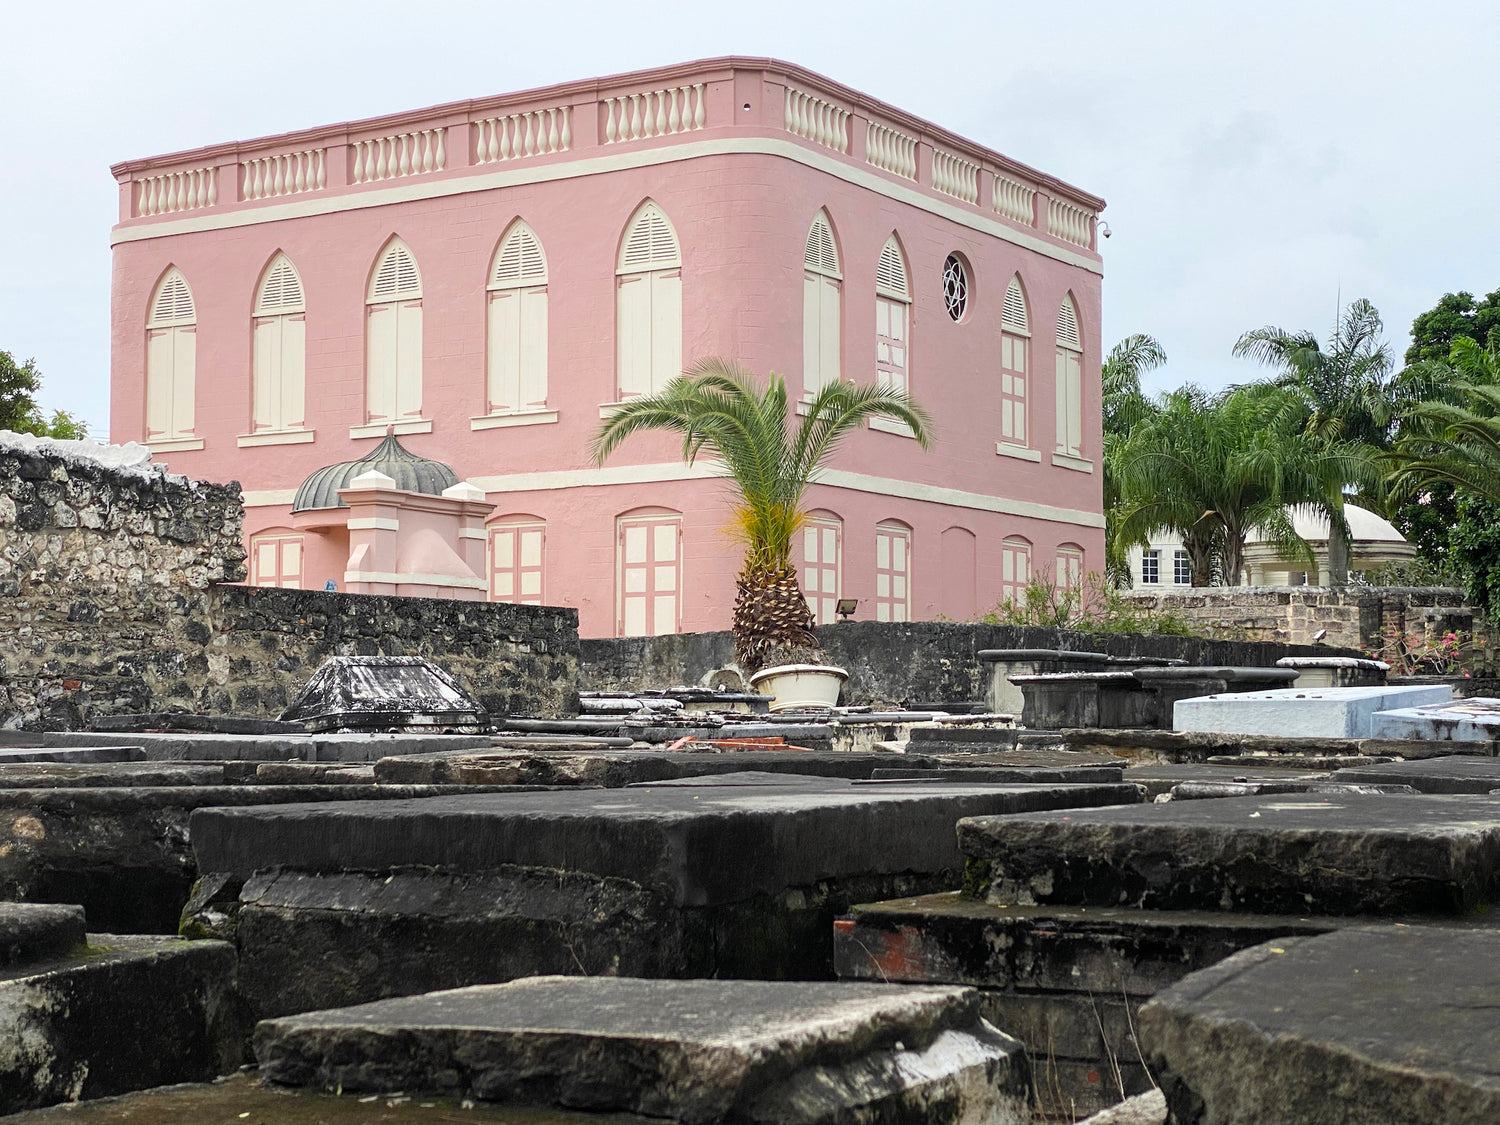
590;359;932;709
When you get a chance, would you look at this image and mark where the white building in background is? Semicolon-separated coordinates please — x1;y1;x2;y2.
1126;504;1416;588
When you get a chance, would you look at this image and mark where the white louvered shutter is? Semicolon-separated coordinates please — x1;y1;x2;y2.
370;242;421;301
256;256;305;315
145;270;196;440
616;204;682;397
619;205;680;271
876;238;908;299
488;225;549;412
150;270;196;326
1055;296;1082;456
1056;295;1081;350
491;224;548;289
804;213;842;391
1002;277;1029;335
253;256;306;431
366;242;422;423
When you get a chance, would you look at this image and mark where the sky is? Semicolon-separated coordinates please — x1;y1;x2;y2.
4;0;1499;439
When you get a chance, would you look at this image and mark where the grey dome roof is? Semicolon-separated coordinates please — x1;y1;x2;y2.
292;433;460;512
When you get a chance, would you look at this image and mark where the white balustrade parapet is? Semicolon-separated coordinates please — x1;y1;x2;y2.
136;165;217;216
784;87;849;153
351;128;447;184
242;148;326;201
993;174;1037;225
865;121;916;180
932;150;979;204
474;106;571;163
1048;197;1094;247
603;85;705;144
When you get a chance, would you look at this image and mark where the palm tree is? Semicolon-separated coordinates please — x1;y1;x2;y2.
1233;298;1394;582
1113;385;1366;585
1101;334;1167;583
590;359;932;674
1388;338;1500;508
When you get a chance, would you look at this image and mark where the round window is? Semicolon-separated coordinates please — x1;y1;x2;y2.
942;254;969;321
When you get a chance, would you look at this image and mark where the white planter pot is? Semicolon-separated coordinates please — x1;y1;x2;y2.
748;664;848;711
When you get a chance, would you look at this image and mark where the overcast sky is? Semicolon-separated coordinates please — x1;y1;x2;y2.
5;0;1498;439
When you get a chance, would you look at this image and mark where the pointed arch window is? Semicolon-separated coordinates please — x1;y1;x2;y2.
1055;294;1084;458
803;211;842;394
1000;275;1030;447
486;222;549;415
251;254;307;435
616;202;682;399
366;239;423;427
875;236;910;394
145;268;198;445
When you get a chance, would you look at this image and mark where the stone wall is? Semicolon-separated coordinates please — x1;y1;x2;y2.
580;621;1360;706
1121;586;1480;654
0;444;578;729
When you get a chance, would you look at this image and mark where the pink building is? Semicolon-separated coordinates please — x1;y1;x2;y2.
109;58;1106;639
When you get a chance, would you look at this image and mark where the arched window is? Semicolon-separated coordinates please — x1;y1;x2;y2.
875;521;912;622
249;529;304;588
1000;275;1030;448
251;254;306;435
486;222;548;415
875;236;910;394
616;202;681;399
1057;543;1084;590
1055;294;1083;458
1001;536;1032;607
617;508;682;636
145;268;197;444
366;238;423;426
489;515;546;605
803;510;843;625
803;211;842;394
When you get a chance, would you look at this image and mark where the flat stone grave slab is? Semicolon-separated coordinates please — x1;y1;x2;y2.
0;762;227;788
91;712;308;735
1174;684;1452;738
1203;751;1396;769
0;933;240;1113
1059;727;1498;763
374;748;946;787
191;776;1138;1017
4;1071;620;1125
1141;926;1500;1124
1122;765;1327;800
1370;696;1500;742
255;976;1031;1124
0;783;540;934
0;745;145;764
0;903;85;965
832;891;1338;1119
870;765;1126;785
28;730;497;762
1330;755;1500;793
958;793;1500;916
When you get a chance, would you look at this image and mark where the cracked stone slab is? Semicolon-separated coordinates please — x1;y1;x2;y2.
958;793;1500;915
1140;926;1500;1124
255;976;1031;1124
192;778;1140;907
1329;755;1500;794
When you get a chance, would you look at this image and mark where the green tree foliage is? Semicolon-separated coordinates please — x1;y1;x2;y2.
1112;385;1366;587
0;351;88;440
591;359;932;672
1101;334;1166;584
1403;289;1500;365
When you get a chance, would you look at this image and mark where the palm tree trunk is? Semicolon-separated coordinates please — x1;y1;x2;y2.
1326;519;1350;586
732;560;819;675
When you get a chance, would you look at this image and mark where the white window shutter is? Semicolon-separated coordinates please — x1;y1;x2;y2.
616;275;651;397
491;224;548;289
395;300;423;418
281;314;306;429
252;319;280;431
256;256;305;315
804;213;841;278
803;275;821;391
150;270;196;327
519;287;548;406
649;271;682;392
487;290;522;412
146;329;174;439
170;327;196;438
1057;295;1081;350
619;204;680;271
370;241;421;301
366;303;396;422
1003;276;1029;334
1055;347;1069;452
819;275;841;385
876;237;908;299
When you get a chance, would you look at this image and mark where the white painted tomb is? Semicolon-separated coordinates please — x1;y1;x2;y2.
1369;697;1500;742
1173;684;1454;739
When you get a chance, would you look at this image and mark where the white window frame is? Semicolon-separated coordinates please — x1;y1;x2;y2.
874;522;911;623
365;239;424;427
1173;549;1192;586
616;202;682;400
486;222;549;416
616;511;682;637
1000;275;1030;447
875;236;910;395
251;254;307;435
249;531;304;589
803;211;842;396
1055;294;1084;458
1141;549;1161;585
803;512;843;625
145;267;197;444
489;518;546;605
1058;544;1084;589
1001;537;1032;607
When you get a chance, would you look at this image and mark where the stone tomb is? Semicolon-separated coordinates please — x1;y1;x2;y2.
1368;695;1500;742
833;893;1337;1118
1330;754;1500;793
1273;655;1389;688
255;977;1031;1124
1141;927;1500;1124
280;655;489;733
1173;683;1453;738
187;774;1139;1020
958;793;1500;916
0;903;240;1113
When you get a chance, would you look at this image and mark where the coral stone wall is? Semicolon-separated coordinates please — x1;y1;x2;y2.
0;445;578;729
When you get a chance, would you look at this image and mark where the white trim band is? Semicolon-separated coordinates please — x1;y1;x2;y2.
344;570;487;590
347;517;400;531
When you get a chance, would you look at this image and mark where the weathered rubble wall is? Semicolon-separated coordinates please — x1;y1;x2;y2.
0;446;577;729
580;621;1359;705
1121;585;1480;653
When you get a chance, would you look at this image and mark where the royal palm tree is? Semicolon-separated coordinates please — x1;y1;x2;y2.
1233;298;1394;582
590;359;932;674
1113;385;1366;585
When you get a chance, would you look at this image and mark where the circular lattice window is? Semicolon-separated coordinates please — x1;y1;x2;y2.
942;254;968;321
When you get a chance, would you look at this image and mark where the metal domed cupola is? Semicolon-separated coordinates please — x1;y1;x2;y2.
292;433;460;512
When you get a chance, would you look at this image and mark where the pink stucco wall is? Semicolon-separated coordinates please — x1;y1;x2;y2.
110;58;1105;638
